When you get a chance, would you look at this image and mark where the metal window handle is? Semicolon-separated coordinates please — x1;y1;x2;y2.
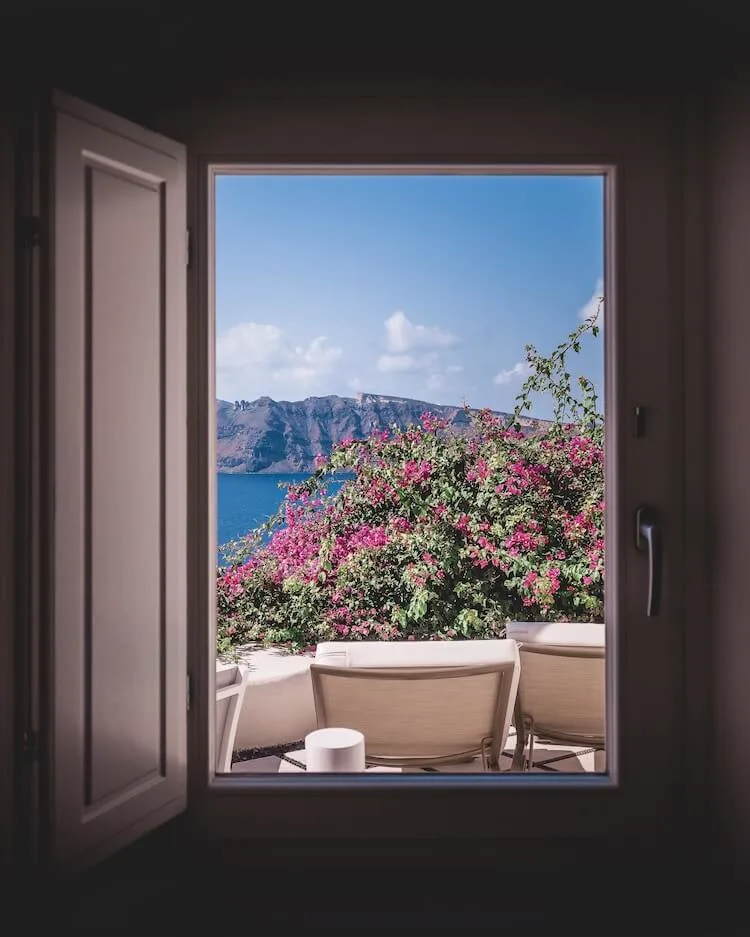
635;505;662;617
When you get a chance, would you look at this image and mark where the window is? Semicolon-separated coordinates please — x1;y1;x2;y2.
213;170;607;779
191;102;687;843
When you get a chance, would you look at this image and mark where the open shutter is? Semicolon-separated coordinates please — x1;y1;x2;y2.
49;92;187;868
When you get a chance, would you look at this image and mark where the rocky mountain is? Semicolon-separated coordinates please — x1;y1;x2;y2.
216;393;546;474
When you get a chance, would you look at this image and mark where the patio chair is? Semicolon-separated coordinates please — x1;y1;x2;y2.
506;621;606;772
310;639;520;771
215;661;248;773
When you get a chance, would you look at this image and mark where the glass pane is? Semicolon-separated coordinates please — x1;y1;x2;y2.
213;172;605;777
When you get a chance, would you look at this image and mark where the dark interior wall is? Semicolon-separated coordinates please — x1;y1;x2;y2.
708;66;750;887
2;5;746;123
0;84;15;868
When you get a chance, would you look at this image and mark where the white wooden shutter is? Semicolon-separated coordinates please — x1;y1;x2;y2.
49;92;187;868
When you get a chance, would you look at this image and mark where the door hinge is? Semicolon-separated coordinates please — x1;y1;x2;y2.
17;215;41;249
186;674;192;712
186;228;192;268
21;730;39;763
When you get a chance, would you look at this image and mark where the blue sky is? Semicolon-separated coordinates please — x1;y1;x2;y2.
215;174;604;419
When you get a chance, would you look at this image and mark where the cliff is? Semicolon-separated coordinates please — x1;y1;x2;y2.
216;393;544;473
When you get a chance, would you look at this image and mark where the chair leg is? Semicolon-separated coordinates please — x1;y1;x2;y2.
511;717;534;771
481;737;498;772
511;733;527;771
486;751;501;772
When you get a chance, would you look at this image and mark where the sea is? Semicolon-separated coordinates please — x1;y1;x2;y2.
217;471;350;565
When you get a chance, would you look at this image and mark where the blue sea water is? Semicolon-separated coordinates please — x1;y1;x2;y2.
217;472;350;565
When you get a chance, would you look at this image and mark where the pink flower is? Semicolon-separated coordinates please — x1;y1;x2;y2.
365;476;395;506
504;522;547;555
420;412;438;432
402;460;433;486
466;458;491;483
331;525;389;566
391;516;412;533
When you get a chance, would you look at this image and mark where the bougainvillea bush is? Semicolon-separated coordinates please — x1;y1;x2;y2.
217;312;603;654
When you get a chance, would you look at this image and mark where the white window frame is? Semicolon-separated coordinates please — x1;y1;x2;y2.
183;95;699;848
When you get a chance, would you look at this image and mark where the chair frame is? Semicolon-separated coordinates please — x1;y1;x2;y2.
511;642;605;771
215;665;248;773
310;661;515;772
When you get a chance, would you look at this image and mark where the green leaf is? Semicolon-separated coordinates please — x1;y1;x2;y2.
408;590;429;621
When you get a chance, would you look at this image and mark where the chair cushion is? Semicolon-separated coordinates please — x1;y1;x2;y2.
506;621;605;647
315;638;519;668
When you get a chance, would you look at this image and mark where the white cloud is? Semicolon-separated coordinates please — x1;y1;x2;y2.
578;278;605;324
215;322;284;369
446;364;464;373
216;321;343;400
376;351;441;374
377;354;418;373
272;366;318;384
295;335;343;370
384;311;458;354
494;360;532;385
374;312;459;389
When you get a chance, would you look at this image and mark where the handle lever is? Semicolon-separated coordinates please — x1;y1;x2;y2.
635;505;662;617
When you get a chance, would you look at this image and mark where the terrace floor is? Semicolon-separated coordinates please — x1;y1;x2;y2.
231;727;605;774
